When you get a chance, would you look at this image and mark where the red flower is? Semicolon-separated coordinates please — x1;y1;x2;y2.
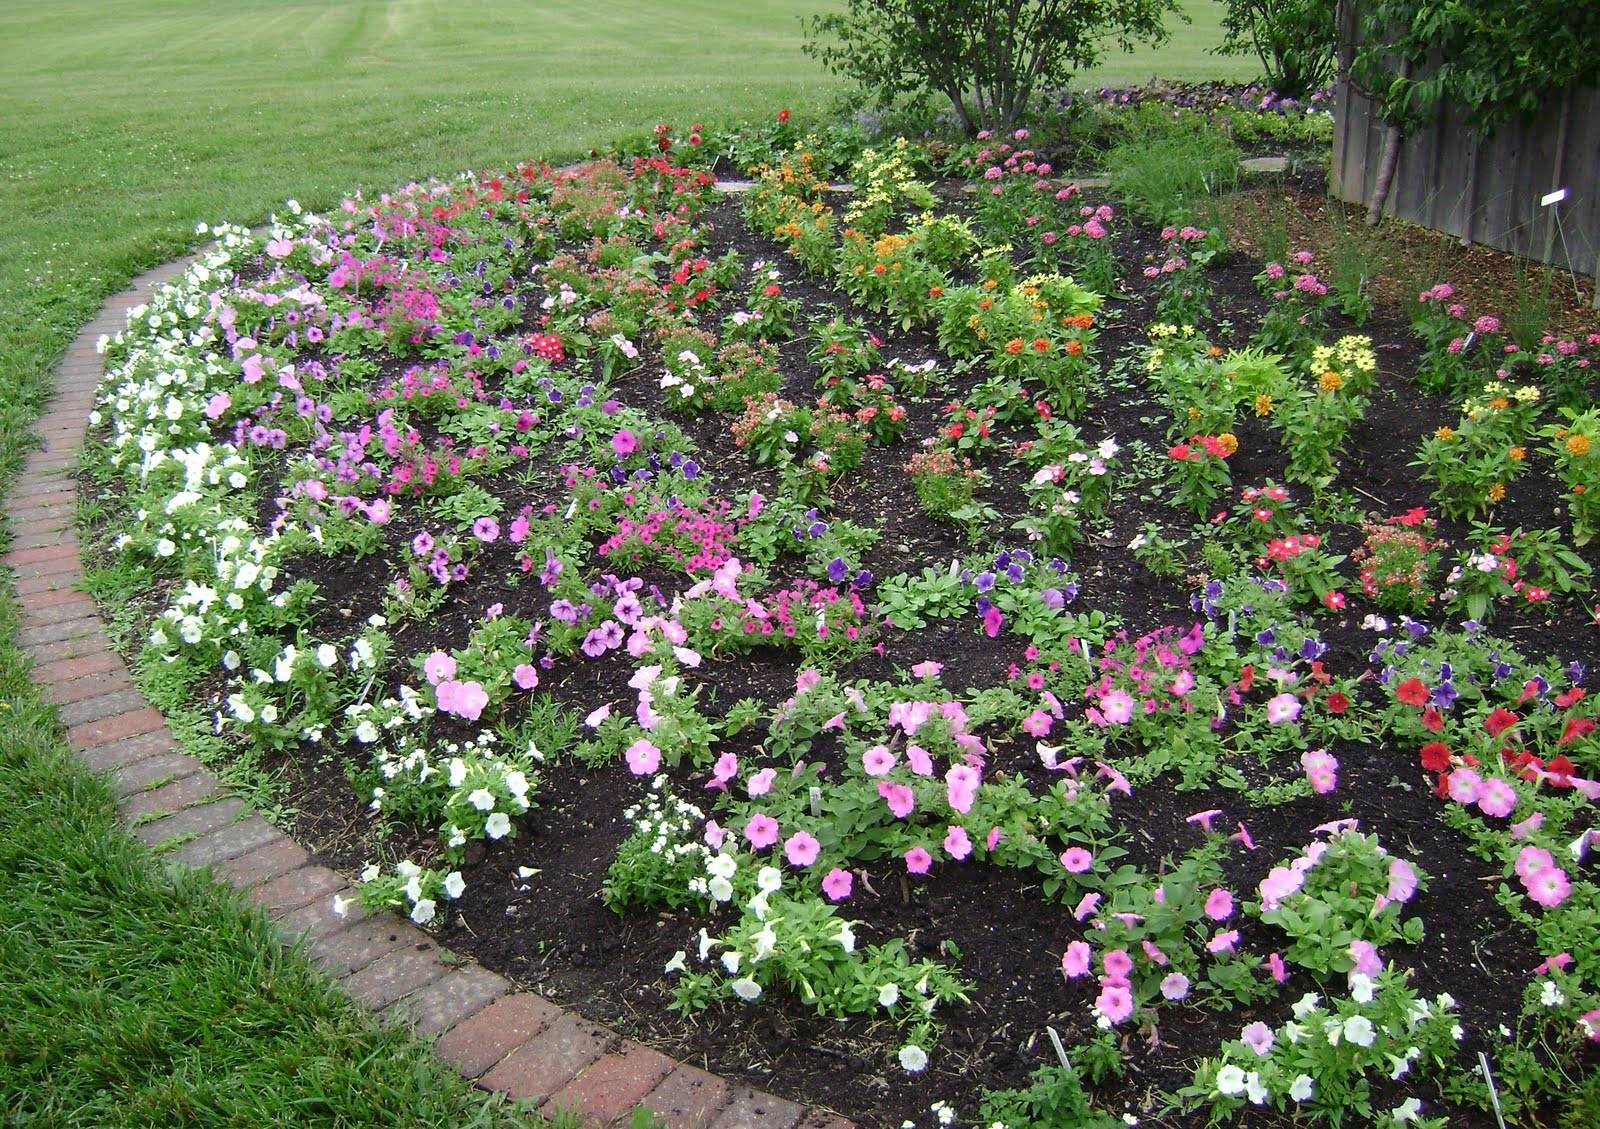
1555;687;1586;708
1238;664;1255;693
1484;708;1520;737
1323;590;1346;611
1556;717;1596;745
1517;680;1542;706
1167;442;1192;461
1421;707;1444;732
1395;678;1430;707
1546;755;1577;784
1325;692;1349;714
777;108;791;124
1420;742;1452;773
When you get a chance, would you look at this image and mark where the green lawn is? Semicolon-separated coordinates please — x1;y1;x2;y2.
0;2;1255;1122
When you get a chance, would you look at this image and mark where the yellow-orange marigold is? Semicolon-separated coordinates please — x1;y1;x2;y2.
1488;482;1508;503
1567;433;1592;457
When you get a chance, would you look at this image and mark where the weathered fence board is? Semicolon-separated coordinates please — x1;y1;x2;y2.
1331;51;1599;282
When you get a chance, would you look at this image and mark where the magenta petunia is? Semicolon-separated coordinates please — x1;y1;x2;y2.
821;867;853;901
744;813;780;850
1059;847;1094;873
1061;940;1092;978
944;825;972;860
1204;888;1235;921
784;831;821;867
904;846;934;874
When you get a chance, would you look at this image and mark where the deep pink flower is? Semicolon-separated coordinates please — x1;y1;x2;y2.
905;846;934;874
821;867;852;901
1094;980;1134;1024
611;429;637;456
1204;888;1235;921
1477;777;1517;818
744;813;780;849
1102;948;1133;980
1526;866;1571;908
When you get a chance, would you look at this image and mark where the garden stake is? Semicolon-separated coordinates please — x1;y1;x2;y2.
1046;1025;1072;1071
1477;1051;1508;1129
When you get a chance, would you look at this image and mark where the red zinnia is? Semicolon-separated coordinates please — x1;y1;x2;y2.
1420;742;1452;773
1484;708;1520;737
1395;678;1429;707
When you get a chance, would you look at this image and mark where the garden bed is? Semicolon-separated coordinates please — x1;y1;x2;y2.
84;116;1599;1128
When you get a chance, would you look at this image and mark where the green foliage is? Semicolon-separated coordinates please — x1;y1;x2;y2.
1102;106;1240;224
1351;1;1600;134
804;0;1183;134
1215;0;1337;97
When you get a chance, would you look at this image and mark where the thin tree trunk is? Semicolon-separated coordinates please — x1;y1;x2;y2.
1366;58;1411;226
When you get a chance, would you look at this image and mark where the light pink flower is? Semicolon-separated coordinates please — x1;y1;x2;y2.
625;739;661;775
1447;767;1482;805
911;660;943;679
784;831;821;867
1062;940;1092;978
944;825;972;860
906;744;935;776
1241;1021;1275;1056
1072;892;1101;921
435;679;487;721
905;846;933;874
1100;690;1134;724
862;745;896;776
1060;847;1094;873
1348;939;1383;976
1515;845;1554;881
946;764;980;813
512;664;539;690
747;768;777;797
1266;692;1302;723
1206;929;1240;954
1205;888;1235;921
1102;948;1133;980
1094;980;1134;1024
1526;866;1571;908
1387;858;1419;902
424;651;457;685
878;781;915;819
1477;777;1517;818
1160;972;1190;1000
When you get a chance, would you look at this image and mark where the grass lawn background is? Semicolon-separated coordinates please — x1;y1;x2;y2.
0;3;1255;1122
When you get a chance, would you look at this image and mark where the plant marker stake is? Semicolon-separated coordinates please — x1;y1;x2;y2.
809;786;823;818
1478;1051;1507;1129
1046;1026;1072;1071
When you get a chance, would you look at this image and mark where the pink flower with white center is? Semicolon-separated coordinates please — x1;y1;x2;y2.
862;745;896;776
1579;1009;1600;1043
1241;1022;1275;1056
1206;929;1240;954
747;768;777;797
944;825;972;860
1204;888;1235;921
1525;865;1571;908
1266;692;1301;723
1447;767;1482;805
423;651;456;685
1022;710;1053;736
1515;845;1554;881
1094;980;1134;1024
945;764;981;813
1301;749;1338;795
906;744;935;776
1160;972;1191;1000
878;781;916;819
1102;948;1133;980
1062;941;1092;978
1348;939;1383;976
1060;847;1094;873
625;739;661;775
1100;689;1135;724
743;813;780;850
911;660;943;679
784;831;820;867
1510;812;1545;840
904;846;933;874
512;664;539;690
821;867;852;901
1476;777;1517;818
703;820;725;850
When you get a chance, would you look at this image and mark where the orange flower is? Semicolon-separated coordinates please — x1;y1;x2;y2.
1567;433;1592;457
1065;340;1083;356
1031;337;1051;352
1508;446;1526;462
928;285;944;298
978;298;993;310
1217;432;1239;456
1206;345;1223;357
1318;370;1342;392
1254;394;1274;417
1004;338;1025;355
1435;426;1455;441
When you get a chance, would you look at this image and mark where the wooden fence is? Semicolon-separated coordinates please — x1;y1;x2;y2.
1331;42;1600;289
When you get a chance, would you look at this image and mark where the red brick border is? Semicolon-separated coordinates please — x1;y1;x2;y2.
1;250;857;1129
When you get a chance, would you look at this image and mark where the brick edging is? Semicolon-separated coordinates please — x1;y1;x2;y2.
2;250;857;1129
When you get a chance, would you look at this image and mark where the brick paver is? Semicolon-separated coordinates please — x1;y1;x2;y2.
480;1012;616;1103
2;237;847;1129
434;992;564;1078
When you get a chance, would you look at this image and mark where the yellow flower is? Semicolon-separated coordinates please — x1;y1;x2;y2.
1255;394;1274;417
1435;426;1455;441
1487;482;1507;503
1217;432;1239;456
1508;446;1526;462
1568;433;1593;457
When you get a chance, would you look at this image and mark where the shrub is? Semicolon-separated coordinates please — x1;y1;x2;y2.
1214;0;1337;99
803;0;1181;135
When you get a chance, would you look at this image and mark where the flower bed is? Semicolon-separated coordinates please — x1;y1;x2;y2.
86;119;1599;1127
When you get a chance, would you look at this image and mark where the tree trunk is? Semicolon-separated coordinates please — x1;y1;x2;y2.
1365;58;1411;226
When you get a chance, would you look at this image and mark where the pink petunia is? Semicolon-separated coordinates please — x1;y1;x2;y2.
1204;888;1235;921
1062;940;1092;978
1268;952;1288;982
1387;858;1419;902
1100;689;1135;724
1206;929;1240;954
944;825;972;860
821;867;852;901
905;846;934;874
1102;948;1133;980
1515;845;1555;881
1266;692;1302;723
1160;972;1190;1000
1022;710;1053;737
1072;891;1101;921
906;744;935;776
435;679;487;721
862;745;896;776
1094;980;1135;1024
611;429;637;456
1525;865;1571;908
424;651;457;685
1476;777;1517;818
784;831;821;867
911;660;943;679
1447;767;1482;805
746;768;777;797
1348;939;1383;976
878;781;916;819
1241;1022;1275;1056
1060;847;1094;873
744;813;780;850
945;764;981;813
625;739;661;775
512;664;539;690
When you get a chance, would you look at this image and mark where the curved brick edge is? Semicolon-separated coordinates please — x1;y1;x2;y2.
2;248;858;1129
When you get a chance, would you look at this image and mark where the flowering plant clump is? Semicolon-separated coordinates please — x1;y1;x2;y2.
1166;432;1238;516
1351;510;1441;614
1413;381;1542;518
1545;408;1600;544
905;446;985;524
1253;249;1339;361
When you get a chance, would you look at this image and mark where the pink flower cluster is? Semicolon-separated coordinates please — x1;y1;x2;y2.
1514;845;1573;908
